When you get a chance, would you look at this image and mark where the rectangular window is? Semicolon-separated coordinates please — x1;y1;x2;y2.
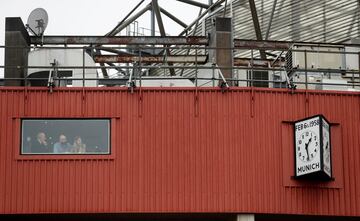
21;119;110;155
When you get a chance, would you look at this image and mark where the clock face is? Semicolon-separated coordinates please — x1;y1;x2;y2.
296;130;319;162
322;118;332;177
323;129;330;163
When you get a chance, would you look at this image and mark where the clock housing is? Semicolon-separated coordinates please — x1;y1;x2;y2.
294;115;332;179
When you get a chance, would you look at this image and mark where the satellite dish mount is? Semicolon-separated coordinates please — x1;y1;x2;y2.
26;8;48;36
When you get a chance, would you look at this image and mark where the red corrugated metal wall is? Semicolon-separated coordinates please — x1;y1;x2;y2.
0;87;359;216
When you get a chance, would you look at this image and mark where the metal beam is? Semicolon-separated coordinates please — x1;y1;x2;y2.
30;36;209;45
234;39;291;50
234;38;360;50
94;49;109;78
265;0;277;40
94;55;208;64
159;7;188;28
107;3;152;37
179;0;225;36
93;49;125;75
99;48;135;56
107;0;146;36
248;0;267;59
151;4;156;36
233;57;285;67
106;62;127;75
176;0;211;9
152;0;166;36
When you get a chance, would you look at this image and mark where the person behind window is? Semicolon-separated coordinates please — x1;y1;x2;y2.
53;134;72;153
71;136;86;153
22;136;32;153
31;132;49;153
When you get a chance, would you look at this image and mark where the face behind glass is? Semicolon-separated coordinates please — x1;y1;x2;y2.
38;133;46;143
59;135;67;144
75;137;82;145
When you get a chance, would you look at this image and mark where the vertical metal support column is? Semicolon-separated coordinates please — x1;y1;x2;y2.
4;17;30;86
151;5;156;36
209;17;234;86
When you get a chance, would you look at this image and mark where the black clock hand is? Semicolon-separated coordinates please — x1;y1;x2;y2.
305;145;309;161
305;137;312;161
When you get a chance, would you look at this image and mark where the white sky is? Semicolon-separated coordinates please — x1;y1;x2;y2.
0;0;208;75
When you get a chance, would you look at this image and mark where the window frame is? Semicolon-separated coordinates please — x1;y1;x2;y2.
14;117;117;160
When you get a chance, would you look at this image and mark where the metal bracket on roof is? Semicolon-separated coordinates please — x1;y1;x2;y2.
127;69;136;94
48;59;58;93
216;64;230;93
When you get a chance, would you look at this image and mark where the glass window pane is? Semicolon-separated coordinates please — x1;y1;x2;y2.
21;119;110;155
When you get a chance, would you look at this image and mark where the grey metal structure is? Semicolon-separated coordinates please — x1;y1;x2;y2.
170;0;360;78
182;0;359;54
2;0;360;90
101;0;360;79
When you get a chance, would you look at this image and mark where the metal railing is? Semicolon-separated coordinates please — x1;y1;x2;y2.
0;44;360;92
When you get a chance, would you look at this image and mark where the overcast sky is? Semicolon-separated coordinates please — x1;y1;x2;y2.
0;0;208;75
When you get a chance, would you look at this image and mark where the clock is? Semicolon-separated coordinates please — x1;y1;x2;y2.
294;115;332;179
296;130;319;162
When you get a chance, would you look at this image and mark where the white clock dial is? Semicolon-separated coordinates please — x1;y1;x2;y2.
323;130;330;163
296;130;319;162
322;118;331;177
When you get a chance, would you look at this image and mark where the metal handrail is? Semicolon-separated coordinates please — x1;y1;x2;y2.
0;44;360;91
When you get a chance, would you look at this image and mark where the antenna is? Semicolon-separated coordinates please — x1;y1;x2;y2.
26;8;48;36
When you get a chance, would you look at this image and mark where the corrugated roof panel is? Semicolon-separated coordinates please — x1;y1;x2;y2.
168;0;360;78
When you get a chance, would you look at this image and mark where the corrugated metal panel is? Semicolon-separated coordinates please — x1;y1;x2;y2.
226;0;360;42
162;0;360;78
0;87;360;216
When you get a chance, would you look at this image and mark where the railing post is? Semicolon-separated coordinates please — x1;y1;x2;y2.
250;49;254;87
358;52;360;88
352;68;355;89
304;49;308;90
195;47;198;88
212;59;215;87
82;47;85;87
139;46;142;88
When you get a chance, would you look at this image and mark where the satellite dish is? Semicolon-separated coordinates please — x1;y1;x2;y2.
27;8;48;36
